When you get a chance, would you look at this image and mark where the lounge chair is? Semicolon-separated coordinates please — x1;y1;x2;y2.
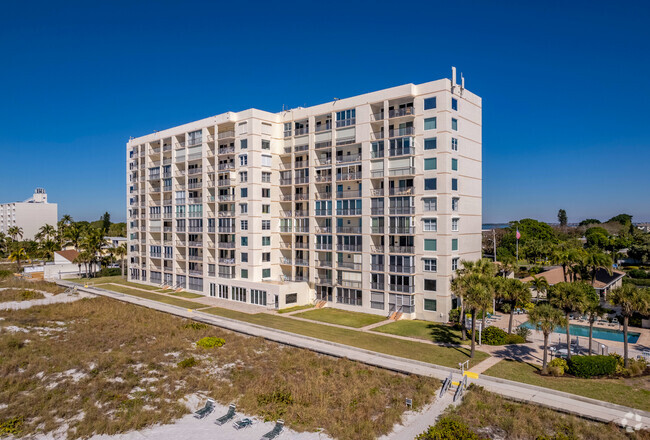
610;318;619;327
261;419;284;440
215;404;236;425
233;418;254;430
193;398;215;419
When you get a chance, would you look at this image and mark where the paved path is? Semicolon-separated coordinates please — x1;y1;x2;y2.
469;355;504;374
58;281;650;431
360;319;393;331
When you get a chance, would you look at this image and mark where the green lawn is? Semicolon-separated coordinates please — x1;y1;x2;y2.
201;307;488;368
293;308;387;328
92;283;205;310
483;359;650;412
277;304;314;314
169;291;204;299
68;276;162;291
372;320;468;344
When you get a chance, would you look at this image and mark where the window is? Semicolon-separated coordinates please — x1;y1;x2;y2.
452;258;459;271
425;178;437;190
240;139;248;150
240;220;248;230
239;171;248;182
262;188;270;198
241;188;248;198
262;140;270;150
336;109;356;127
423;258;437;272
262;220;270;230
262;252;270;262
262;172;271;183
452;158;458;171
286;293;298;304
423;197;437;212
452;98;458;111
262;268;270;278
262;204;270;213
451;118;458;131
452;238;458;251
423;218;437;232
241;253;248;262
424;158;437;170
424;299;437;311
424;279;437;291
262;236;270;246
284;122;291;137
451;138;458;151
452;218;459;231
424;239;437;251
241;237;248;246
239;154;248;166
424;97;436;110
424;117;437;130
452;178;458;191
452;197;459;211
240;203;248;214
424;137;437;150
262;155;271;167
241;269;248;279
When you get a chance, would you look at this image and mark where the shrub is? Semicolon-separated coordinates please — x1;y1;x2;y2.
416;417;484;440
448;307;460;323
0;269;13;280
515;325;531;342
177;357;197;368
627;269;650;279
548;358;568;375
481;327;508;345
567;355;617;378
0;416;23;436
183;322;208;330
196;337;225;349
505;334;525;344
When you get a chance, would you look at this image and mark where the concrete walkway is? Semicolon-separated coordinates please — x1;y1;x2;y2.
360;319;394;331
58;281;650;431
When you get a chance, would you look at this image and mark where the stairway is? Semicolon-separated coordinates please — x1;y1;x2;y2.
315;300;327;309
389;311;403;321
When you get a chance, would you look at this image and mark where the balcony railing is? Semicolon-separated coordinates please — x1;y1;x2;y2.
370;207;384;215
314;259;332;267
388;107;415;118
389;284;415;293
218;211;235;217
389;246;414;254
315;243;332;250
314;192;331;199
279;226;292;233
388;167;415;176
389;206;415;215
218;146;235;155
218;226;235;232
370;226;384;233
314;209;332;216
388;127;415;137
337;261;362;270
295;226;309;232
315;277;333;285
370;150;384;158
294;176;309;184
218;258;235;265
337;209;362;216
294;242;309;249
218;242;235;248
188;168;203;175
389;187;414;196
316;157;332;165
336;154;361;163
336;118;355;128
188;226;203;233
219;272;235;279
295;259;309;266
218;130;235;139
389;265;415;274
315;226;332;233
389;227;414;235
389;147;415;157
217;179;232;186
315;175;332;182
315;122;332;132
336;190;361;198
218;194;234;201
295;210;308;217
337;172;362;181
337;226;361;234
337;279;362;288
218;163;235;170
371;281;384;290
280;179;292;186
337;244;362;252
371;264;384;272
315;141;332;149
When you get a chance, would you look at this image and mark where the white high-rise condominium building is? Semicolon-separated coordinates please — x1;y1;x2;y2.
0;188;58;240
126;75;481;321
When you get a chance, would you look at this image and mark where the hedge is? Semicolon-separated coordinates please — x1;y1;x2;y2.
416;418;483;440
567;355;617;378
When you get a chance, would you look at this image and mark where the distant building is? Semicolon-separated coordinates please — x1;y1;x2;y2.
522;266;625;301
0;188;58;240
636;223;650;233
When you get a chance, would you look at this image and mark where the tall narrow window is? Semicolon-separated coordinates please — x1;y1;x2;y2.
451;138;458;151
424;97;436;110
451;178;458;191
424;117;437;130
451;118;458;131
452;158;458;171
424;137;437;150
452;98;458;111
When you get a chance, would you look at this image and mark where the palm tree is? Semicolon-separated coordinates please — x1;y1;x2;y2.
529;275;550;300
0;232;7;255
584;249;613;285
609;285;650;368
8;247;28;271
73;251;93;278
64;225;84;251
38;239;60;261
114;243;127;278
7;226;23;242
529;303;566;373
464;274;493;358
551;245;584;282
503;278;532;334
61;214;73;225
80;228;107;277
452;259;497;341
584;298;607;355
549;282;589;360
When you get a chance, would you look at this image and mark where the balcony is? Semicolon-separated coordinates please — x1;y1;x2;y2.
316;157;332;166
389;246;414;254
314;209;332;216
336;172;362;181
336;118;355;128
388;107;415;118
315;122;332;132
371;264;384;272
337;209;362;216
295;210;308;217
389;284;415;293
370;226;384;234
388;167;415;176
294;242;309;249
219;272;235;279
280;210;292;217
389;227;414;235
294;176;309;185
314;192;332;200
370;150;384;158
370;170;384;178
336;190;361;198
389;206;415;215
295;226;309;233
295;144;309;152
280;179;292;186
314;259;332;267
389;187;414;196
281;258;292;265
370;208;384;215
218;258;235;264
176;227;186;232
218;194;234;201
218;211;235;217
294;127;309;136
217;179;232;186
315;243;332;250
294;193;309;201
371;281;384;290
295;259;309;266
371;245;385;253
337;279;362;288
218;163;235;170
389;265;415;274
176;240;187;247
315;277;333;285
336;154;361;164
280;194;292;201
315;141;332;149
188;226;203;233
150;252;162;258
388;127;415;137
208;226;216;233
279;226;292;233
337;244;362;252
315;226;332;233
337;226;361;234
337;261;362;270
218;130;235;140
188;168;203;175
218;146;235;155
389;147;415;157
218;226;235;233
218;242;236;248
315;175;332;183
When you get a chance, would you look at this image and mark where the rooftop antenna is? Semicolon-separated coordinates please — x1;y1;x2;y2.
451;66;457;86
461;73;465;89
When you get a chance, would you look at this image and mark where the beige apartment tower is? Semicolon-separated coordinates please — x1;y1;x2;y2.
0;188;58;240
126;75;481;322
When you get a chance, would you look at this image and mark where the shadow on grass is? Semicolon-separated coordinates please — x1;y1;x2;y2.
491;344;542;364
428;324;463;344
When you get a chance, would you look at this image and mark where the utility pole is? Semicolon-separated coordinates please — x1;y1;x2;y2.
492;229;497;262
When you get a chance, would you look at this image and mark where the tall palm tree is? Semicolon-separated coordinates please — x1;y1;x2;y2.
73;251;94;278
584;298;607;356
551;245;584;283
80;228;107;277
36;224;56;243
114;243;127;278
452;259;497;341
503;278;532;334
529;275;550;300
64;225;83;251
61;214;73;225
549;282;589;360
464;274;493;358
609;285;650;368
584;249;613;285
528;303;566;373
0;232;7;254
9;247;28;271
7;226;23;242
38;239;60;261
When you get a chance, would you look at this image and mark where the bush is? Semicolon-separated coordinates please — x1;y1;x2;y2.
416;417;484;440
624;277;650;287
548;358;569;375
505;334;525;344
196;337;225;349
627;269;650;279
481;327;507;345
567;355;617;378
183;322;208;330
448;307;460;323
516;325;531;342
0;269;13;280
0;416;23;436
177;357;197;368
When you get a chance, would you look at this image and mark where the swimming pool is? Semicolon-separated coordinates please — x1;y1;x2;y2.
520;322;640;343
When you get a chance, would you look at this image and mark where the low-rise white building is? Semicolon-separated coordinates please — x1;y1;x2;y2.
0;188;58;240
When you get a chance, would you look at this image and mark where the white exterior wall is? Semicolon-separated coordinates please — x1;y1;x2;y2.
0;190;58;240
125;78;482;321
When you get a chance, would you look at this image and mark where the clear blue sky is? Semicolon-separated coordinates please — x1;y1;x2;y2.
1;0;649;224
